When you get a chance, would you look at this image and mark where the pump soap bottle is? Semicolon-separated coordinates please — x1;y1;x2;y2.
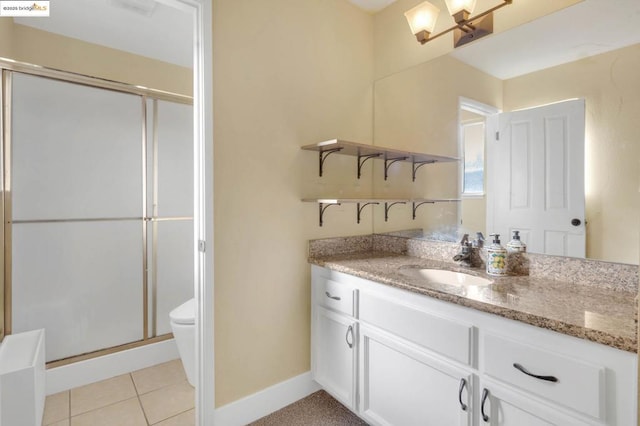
506;230;527;275
506;230;527;253
486;234;507;276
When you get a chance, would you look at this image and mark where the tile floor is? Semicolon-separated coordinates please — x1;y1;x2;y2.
42;359;194;426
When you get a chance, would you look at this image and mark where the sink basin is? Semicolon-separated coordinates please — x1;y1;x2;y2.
399;267;493;287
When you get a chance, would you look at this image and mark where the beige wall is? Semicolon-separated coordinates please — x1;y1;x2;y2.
208;0;639;409
503;44;640;264
212;0;373;406
0;18;13;58
373;0;581;80
5;22;191;96
372;55;502;236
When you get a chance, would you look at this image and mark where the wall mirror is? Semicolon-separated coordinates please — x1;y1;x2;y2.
371;0;640;265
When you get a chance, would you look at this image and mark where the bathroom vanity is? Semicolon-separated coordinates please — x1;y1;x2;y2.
309;248;637;426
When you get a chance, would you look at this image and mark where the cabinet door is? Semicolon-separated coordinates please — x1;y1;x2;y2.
479;379;593;426
359;325;472;426
312;306;357;410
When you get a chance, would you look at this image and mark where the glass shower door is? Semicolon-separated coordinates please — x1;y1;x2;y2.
146;99;194;337
10;72;144;362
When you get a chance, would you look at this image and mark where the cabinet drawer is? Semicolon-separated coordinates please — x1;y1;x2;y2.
315;277;357;317
359;292;473;366
483;333;604;420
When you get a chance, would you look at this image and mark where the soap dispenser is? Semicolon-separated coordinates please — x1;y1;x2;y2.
486;233;507;276
506;230;527;253
506;230;528;275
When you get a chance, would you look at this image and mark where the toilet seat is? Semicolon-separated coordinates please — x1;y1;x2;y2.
169;298;195;325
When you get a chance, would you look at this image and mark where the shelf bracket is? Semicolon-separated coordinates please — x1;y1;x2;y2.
318;147;343;177
356;202;379;224
412;159;437;182
357;152;382;179
385;202;406;222
384;156;409;180
412;201;435;220
318;202;341;227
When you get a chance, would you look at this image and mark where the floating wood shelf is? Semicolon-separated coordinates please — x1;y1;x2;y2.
302;198;460;226
301;139;459;181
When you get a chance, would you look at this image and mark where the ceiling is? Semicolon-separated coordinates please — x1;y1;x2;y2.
348;0;398;13
12;0;640;79
354;0;640;79
14;0;193;68
451;0;640;79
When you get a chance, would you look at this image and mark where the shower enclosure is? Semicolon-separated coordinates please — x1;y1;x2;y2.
1;63;194;363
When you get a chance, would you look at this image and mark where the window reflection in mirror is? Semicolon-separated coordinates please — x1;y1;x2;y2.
461;121;485;196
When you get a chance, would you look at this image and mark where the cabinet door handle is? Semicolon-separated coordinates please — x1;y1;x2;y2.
325;291;341;301
345;325;354;349
513;363;558;383
481;388;490;422
458;378;468;411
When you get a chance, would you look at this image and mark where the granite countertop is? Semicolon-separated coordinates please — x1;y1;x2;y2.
309;251;638;352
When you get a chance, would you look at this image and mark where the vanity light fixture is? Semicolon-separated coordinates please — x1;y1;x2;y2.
405;0;512;47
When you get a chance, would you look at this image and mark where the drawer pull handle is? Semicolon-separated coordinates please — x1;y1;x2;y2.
513;363;558;383
325;291;341;301
481;388;490;422
345;325;354;349
458;378;468;411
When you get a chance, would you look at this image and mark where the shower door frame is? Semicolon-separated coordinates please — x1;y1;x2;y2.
0;60;193;363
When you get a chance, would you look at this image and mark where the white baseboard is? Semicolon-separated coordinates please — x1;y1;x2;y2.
214;372;321;426
46;339;179;395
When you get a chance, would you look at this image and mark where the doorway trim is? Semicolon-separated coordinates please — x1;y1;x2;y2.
457;97;500;233
169;0;214;424
156;0;214;423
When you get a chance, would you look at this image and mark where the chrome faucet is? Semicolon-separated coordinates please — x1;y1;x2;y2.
473;232;485;250
453;234;472;265
453;233;483;267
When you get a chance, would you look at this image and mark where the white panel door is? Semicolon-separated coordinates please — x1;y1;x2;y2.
11;73;142;220
487;99;585;257
359;325;472;426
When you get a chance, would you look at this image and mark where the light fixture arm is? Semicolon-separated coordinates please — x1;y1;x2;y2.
417;0;512;45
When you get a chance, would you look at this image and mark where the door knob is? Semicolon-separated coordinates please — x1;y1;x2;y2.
571;218;581;226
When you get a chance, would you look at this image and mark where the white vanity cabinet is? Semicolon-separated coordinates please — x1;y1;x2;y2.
310;265;638;426
310;271;358;411
359;324;472;425
357;288;475;425
479;378;589;426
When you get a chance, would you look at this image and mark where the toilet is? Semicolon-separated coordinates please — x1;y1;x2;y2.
169;298;196;387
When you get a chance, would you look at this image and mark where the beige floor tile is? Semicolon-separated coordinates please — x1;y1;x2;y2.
47;420;70;426
70;397;147;426
132;359;187;395
43;391;70;425
70;374;137;416
140;381;195;425
152;408;195;426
